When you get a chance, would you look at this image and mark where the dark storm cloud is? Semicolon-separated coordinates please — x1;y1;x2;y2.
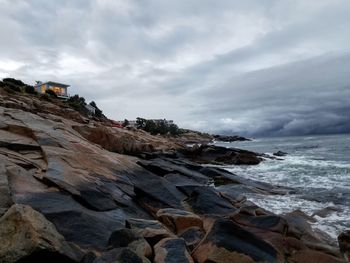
0;0;350;136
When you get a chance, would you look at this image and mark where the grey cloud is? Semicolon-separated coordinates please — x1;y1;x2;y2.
1;0;350;136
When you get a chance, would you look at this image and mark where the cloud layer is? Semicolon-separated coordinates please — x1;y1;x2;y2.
1;0;350;136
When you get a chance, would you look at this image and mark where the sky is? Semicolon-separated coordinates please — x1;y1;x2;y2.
0;0;350;136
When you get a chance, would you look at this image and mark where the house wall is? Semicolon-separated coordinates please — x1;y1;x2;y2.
48;85;67;96
35;84;47;94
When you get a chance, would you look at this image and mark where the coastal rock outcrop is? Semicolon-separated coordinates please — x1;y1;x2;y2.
0;90;347;263
213;134;250;142
180;144;263;165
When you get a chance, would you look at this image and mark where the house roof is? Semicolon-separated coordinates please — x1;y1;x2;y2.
36;81;70;88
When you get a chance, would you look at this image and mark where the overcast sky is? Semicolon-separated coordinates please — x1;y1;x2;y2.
1;0;350;136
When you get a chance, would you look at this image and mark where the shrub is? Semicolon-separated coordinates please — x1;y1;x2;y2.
2;78;25;87
40;93;51;101
45;89;57;97
89;101;104;118
68;94;86;112
122;119;130;127
135;117;181;136
24;85;37;95
4;82;22;92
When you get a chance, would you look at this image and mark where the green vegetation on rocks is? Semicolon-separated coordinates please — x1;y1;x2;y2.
136;117;182;136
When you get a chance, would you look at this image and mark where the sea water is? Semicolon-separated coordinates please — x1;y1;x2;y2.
215;134;350;242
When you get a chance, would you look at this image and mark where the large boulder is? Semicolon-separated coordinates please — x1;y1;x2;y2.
0;204;82;263
192;219;281;263
93;248;150;263
156;208;203;234
154;238;194;263
178;227;205;252
126;218;174;246
108;228;152;258
178;185;238;216
179;145;263;165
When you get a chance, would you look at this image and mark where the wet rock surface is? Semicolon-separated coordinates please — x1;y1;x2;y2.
0;91;347;263
338;230;350;261
179;144;263;165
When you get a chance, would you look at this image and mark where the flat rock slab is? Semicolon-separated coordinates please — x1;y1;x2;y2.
93;248;150;263
109;228;152;258
193;219;281;263
154;238;194;263
126;218;174;246
156;208;203;234
178;185;238;216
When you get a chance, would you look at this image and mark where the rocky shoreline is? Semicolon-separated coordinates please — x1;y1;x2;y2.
0;88;348;262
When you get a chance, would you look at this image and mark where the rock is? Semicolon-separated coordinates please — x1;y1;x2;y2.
156;208;203;234
0;158;13;216
93;248;150;263
80;252;98;263
213;134;250;142
137;158;209;184
154;238;194;263
283;210;320;242
20;191;126;250
338;230;350;261
178;185;238;216
287;249;346;263
179;144;263;165
164;173;204;187
0;204;82;263
133;174;186;215
312;206;343;218
273;151;287;157
108;228;152;258
178;227;205;251
192;219;281;263
126;218;174;246
232;214;288;235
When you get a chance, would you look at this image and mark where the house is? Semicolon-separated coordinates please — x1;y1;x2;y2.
34;81;70;99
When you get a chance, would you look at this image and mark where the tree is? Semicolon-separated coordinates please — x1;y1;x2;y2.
136;117;147;129
122;119;130;127
168;124;180;136
89;101;104;118
68;94;86;112
24;85;37;95
2;78;25;87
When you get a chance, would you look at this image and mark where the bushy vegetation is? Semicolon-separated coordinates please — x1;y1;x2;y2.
1;78;23;92
135;117;182;136
0;78;36;94
67;96;105;119
122;119;130;127
3;78;26;87
89;101;104;118
45;89;58;97
24;85;37;94
68;94;86;112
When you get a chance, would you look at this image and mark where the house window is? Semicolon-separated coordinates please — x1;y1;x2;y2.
41;85;46;93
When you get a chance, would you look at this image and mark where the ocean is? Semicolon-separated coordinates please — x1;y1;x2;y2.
214;134;350;242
